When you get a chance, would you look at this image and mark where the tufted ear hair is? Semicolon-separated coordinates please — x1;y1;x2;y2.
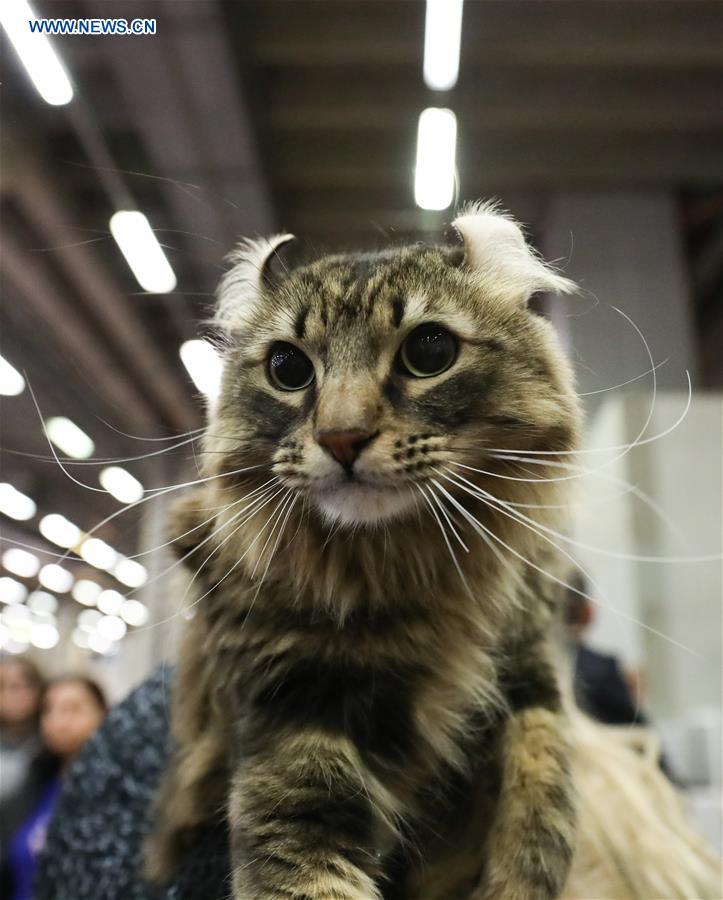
452;201;576;304
215;233;295;333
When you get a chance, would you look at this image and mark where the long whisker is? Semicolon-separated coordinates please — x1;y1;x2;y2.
435;469;699;657
126;477;280;560
577;357;669;397
184;489;293;613
447;467;719;565
416;484;471;597
454;457;683;544
128;485;286;636
177;486;288;609
428;479;527;598
122;482;283;608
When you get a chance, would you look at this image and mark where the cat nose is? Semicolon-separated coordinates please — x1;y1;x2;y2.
315;428;377;469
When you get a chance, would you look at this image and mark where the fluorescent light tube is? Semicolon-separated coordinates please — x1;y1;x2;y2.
180;340;222;401
414;108;457;211
0;0;74;105
38;563;74;593
72;580;102;607
110;211;177;293
423;0;463;91
79;538;118;571
0;577;28;605
112;557;148;588
120;598;149;627
39;513;82;548
0;484;36;521
99;467;144;504
45;417;95;459
0;354;26;395
2;548;40;578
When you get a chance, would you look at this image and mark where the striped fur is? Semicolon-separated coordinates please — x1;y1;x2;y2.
146;205;582;898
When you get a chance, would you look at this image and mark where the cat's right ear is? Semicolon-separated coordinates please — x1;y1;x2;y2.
215;233;295;333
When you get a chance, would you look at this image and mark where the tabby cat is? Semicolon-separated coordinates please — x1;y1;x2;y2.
146;203;582;899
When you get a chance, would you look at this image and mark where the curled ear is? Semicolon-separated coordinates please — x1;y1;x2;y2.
452;201;576;304
215;233;295;333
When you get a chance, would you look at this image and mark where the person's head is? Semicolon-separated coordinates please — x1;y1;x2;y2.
0;655;45;729
41;676;107;761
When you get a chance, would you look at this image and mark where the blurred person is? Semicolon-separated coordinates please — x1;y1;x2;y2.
0;656;45;802
0;655;48;885
4;675;107;900
565;571;647;726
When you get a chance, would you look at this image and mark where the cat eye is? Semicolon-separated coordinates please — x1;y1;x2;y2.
267;341;315;391
397;324;457;378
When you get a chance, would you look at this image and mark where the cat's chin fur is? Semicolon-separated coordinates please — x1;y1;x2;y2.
311;481;416;527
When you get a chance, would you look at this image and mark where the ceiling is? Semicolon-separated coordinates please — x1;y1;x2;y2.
1;0;721;589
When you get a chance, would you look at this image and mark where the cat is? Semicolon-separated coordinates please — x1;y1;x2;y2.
145;202;583;899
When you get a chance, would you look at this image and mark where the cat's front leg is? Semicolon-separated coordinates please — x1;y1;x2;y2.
228;728;396;900
475;643;576;900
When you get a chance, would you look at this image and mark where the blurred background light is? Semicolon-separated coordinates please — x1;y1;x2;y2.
30;621;60;649
39;513;82;548
27;590;58;615
112;557;148;588
0;0;74;106
72;579;102;607
87;631;118;656
97;589;124;616
120;598;149;627
423;0;464;91
0;354;26;396
77;608;102;632
99;466;144;504
0;577;29;605
38;563;74;593
45;417;95;459
414;108;457;210
2;547;41;578
109;210;177;294
80;538;118;571
71;627;90;649
0;483;37;520
179;340;223;401
97;614;127;642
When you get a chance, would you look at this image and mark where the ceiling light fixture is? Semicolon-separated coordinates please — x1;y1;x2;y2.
79;538;118;571
112;557;148;588
45;417;95;459
179;340;222;401
38;563;74;593
423;0;464;91
414;108;457;211
109;210;177;294
72;580;102;607
0;483;36;521
0;0;74;105
2;548;40;578
0;577;29;605
39;513;82;548
0;354;26;396
99;466;144;504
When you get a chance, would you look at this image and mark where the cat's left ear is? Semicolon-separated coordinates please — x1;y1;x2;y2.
452;202;576;305
215;233;296;333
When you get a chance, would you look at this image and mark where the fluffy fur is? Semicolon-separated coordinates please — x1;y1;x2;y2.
147;204;585;898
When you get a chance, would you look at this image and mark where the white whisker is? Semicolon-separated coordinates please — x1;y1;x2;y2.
435;469;700;657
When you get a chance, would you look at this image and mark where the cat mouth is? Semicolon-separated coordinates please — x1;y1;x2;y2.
309;478;416;526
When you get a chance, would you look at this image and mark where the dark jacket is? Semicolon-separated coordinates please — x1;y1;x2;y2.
35;667;229;900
